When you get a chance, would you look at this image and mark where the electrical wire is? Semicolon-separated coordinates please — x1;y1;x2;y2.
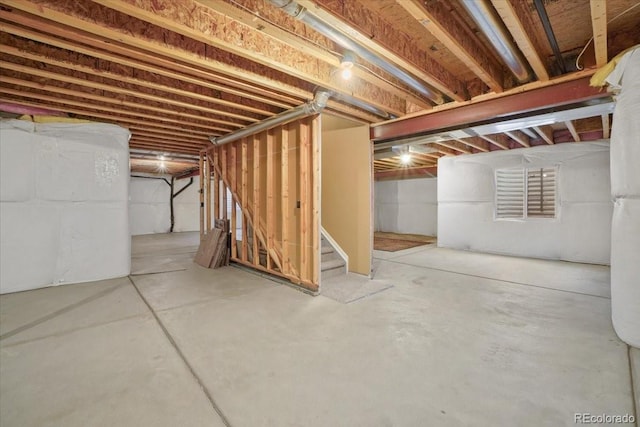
576;2;640;70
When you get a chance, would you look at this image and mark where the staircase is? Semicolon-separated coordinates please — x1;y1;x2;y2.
321;235;347;279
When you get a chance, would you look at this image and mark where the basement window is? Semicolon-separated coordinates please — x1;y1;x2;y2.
495;167;557;219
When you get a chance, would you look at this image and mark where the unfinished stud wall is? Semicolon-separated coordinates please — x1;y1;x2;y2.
203;116;320;291
375;178;437;236
438;142;612;264
322;124;372;275
0;120;130;294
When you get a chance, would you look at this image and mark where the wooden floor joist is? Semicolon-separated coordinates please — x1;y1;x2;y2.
0;0;382;123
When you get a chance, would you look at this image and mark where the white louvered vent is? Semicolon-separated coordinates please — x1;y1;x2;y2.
495;167;557;220
527;168;556;218
496;168;525;218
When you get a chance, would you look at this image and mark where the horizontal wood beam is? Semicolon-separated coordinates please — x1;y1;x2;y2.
0;74;236;134
303;0;467;102
0;13;297;110
375;166;438;180
130;142;202;155
565;120;581;142
435;141;471;154
452;137;489;152
128;125;213;140
533;125;554;145
399;0;504;93
478;134;510;150
0;57;248;128
91;0;406;116
504;130;530;147
0;23;279;117
491;0;549;81
0;91;226;136
196;0;432;110
0;0;381;122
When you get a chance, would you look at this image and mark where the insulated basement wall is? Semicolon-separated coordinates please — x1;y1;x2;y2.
173;176;200;233
375;178;437;236
129;176;202;235
322;124;372;275
0;120;131;294
607;47;640;347
438;141;611;264
129;177;171;235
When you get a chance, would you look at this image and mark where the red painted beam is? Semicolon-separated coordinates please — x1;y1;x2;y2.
371;76;609;141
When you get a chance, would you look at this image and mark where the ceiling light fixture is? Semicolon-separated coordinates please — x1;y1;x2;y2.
339;51;356;80
400;153;412;165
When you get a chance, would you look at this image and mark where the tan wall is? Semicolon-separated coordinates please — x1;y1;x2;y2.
321;123;372;275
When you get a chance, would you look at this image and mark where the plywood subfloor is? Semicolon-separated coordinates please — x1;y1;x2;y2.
374;231;437;252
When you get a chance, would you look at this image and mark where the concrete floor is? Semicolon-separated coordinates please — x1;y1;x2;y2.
1;232;637;426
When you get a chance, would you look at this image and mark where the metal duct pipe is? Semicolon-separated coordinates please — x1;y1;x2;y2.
269;0;444;105
209;90;331;146
460;0;532;83
332;92;396;120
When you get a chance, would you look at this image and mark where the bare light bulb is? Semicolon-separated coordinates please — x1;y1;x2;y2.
400;153;412;164
341;67;352;80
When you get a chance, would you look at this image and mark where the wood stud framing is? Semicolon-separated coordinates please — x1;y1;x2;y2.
200;116;320;291
399;0;504;93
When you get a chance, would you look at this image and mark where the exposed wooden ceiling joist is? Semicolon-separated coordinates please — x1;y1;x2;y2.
399;0;504;93
533;125;555;145
90;0;406;116
194;0;433;111
301;0;467;102
504;130;530;148
0;0;382;122
565;120;581;142
590;0;608;68
0;91;226;139
0;76;230;134
478;133;510;150
452;137;490;152
435;140;472;154
0;14;298;110
490;0;549;81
